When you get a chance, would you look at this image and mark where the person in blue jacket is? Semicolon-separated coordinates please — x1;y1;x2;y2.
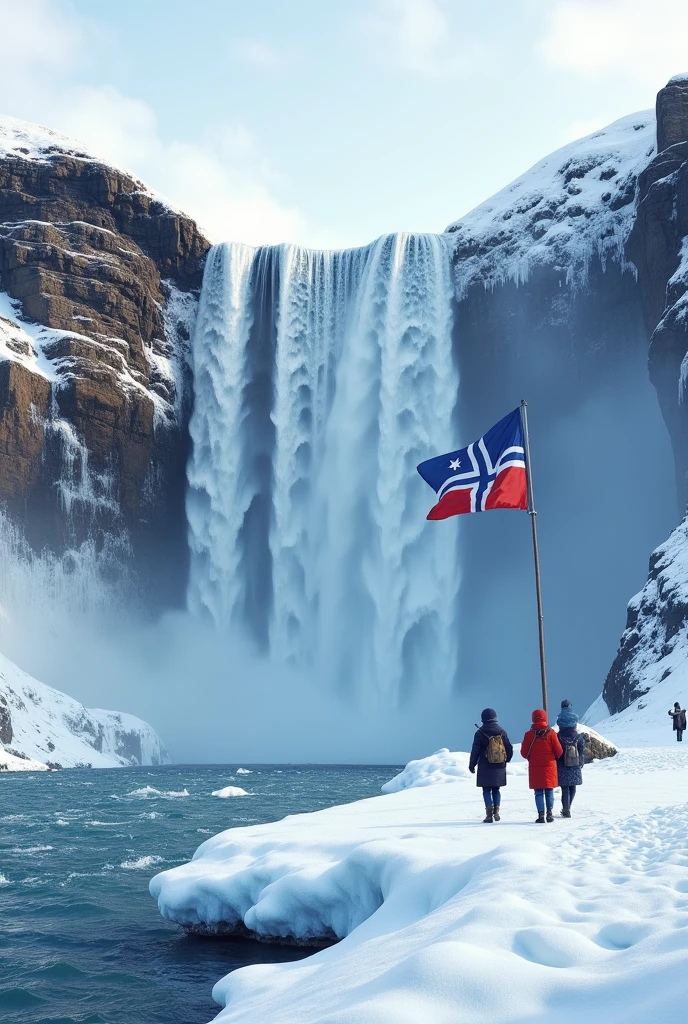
556;699;587;818
469;708;513;823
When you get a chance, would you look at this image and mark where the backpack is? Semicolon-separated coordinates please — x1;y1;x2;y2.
564;740;580;767
483;731;507;764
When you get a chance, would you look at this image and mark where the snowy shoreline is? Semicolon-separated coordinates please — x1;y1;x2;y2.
151;743;688;1023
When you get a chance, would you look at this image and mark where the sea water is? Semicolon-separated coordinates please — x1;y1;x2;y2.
0;764;398;1024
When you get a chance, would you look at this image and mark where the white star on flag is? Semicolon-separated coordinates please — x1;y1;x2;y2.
449;458;461;470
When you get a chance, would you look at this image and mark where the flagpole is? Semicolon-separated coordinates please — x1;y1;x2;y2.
520;399;548;715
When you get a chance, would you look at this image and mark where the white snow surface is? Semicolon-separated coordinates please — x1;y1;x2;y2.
0;649;169;770
0;748;49;772
212;786;249;798
0;115;97;162
151;742;688;1023
446;112;656;296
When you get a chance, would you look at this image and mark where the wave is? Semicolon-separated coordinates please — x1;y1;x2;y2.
127;786;190;798
0;872;10;885
120;855;164;870
9;844;53;854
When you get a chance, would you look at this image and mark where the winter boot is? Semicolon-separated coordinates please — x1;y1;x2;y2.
493;805;501;821
561;805;571;818
535;812;545;824
546;808;554;823
483;805;494;823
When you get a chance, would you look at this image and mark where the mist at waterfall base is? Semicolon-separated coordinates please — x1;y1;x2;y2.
0;232;678;762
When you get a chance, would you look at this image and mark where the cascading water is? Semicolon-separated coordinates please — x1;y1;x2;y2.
187;233;459;702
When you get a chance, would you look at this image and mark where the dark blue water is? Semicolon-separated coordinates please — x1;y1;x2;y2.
0;764;397;1024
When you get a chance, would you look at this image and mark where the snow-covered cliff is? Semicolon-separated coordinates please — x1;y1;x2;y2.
0;649;169;770
447;111;655;295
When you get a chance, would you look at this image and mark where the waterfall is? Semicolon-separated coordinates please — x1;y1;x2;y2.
187;233;459;702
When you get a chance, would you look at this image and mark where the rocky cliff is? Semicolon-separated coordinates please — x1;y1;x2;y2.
627;75;688;510
0;117;211;606
600;77;688;718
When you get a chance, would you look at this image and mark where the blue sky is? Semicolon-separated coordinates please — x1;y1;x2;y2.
3;0;687;247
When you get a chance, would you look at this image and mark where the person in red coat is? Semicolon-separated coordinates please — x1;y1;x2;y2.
521;709;563;823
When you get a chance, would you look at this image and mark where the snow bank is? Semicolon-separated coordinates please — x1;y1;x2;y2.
212;786;249;798
447;112;655;296
0;648;169;769
381;747;528;793
151;748;688;1022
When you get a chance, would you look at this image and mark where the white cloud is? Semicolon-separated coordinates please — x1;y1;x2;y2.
538;0;688;87
57;85;306;246
0;0;312;247
365;0;485;79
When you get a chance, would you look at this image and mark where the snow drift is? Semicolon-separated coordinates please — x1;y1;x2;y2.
151;745;688;1023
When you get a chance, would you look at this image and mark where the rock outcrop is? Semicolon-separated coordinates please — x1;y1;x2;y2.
627;76;688;509
603;518;688;715
0;117;211;606
599;78;688;718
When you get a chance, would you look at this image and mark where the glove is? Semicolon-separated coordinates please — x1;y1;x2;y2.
469;766;475;774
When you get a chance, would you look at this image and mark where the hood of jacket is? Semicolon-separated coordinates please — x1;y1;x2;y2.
531;708;548;729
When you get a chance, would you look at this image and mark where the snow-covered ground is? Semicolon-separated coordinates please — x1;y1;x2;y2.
151;739;688;1023
0;649;169;770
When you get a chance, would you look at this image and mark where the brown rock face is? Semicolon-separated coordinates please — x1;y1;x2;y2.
0;139;211;606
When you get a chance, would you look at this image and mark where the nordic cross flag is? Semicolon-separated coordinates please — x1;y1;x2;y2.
417;407;528;520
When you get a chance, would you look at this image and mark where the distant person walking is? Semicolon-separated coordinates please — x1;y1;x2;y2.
469;708;513;823
521;709;563;823
556;699;587;817
668;702;687;741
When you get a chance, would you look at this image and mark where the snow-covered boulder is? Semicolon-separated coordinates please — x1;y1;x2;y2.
0;649;169;769
579;725;617;761
381;749;472;793
212;786;249;798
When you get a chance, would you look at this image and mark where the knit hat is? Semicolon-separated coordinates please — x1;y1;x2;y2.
481;708;497;723
532;708;548;728
561;699;572;709
557;707;579;729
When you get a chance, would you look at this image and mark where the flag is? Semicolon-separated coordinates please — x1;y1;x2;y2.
417;408;528;520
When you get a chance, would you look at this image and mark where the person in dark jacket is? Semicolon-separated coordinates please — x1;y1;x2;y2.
469;708;513;823
556;699;587;817
668;702;687;741
521;708;563;823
